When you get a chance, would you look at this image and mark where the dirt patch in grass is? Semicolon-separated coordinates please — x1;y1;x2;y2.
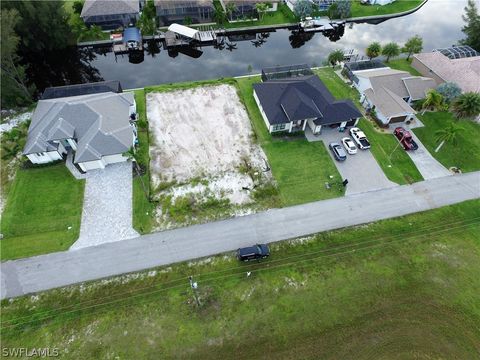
146;85;275;229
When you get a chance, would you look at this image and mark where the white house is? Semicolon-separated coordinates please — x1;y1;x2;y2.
24;88;137;173
351;68;435;125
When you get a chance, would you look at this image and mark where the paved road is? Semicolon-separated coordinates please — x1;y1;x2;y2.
320;127;397;195
1;172;479;299
406;132;452;180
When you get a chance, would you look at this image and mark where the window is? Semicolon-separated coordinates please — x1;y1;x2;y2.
272;123;286;131
36;152;44;156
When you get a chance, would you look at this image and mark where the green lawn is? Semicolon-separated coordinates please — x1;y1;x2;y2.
2;200;479;359
263;141;344;205
387;58;422;76
236;74;345;206
359;119;424;184
0;164;85;260
314;68;423;184
350;0;424;18
132;89;155;234
414;112;480;172
223;3;298;29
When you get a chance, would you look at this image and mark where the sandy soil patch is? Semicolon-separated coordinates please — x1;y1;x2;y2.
147;84;270;207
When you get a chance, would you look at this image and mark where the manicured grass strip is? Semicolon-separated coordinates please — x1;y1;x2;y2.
387;58;422;76
414;112;480;173
235;75;271;143
1;200;479;359
145;78;236;94
132;89;155;234
263;140;344;205
359;119;424;184
314;68;362;108
350;0;423;18
0;164;84;260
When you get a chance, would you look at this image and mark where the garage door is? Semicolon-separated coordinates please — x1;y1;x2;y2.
389;115;407;123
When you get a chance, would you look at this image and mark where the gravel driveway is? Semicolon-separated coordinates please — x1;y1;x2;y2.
70;162;139;250
321;127;397;195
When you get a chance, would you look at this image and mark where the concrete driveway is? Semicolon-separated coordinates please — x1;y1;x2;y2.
320;127;397;195
405;132;451;180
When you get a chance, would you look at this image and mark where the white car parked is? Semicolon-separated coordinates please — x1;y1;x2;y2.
341;137;357;154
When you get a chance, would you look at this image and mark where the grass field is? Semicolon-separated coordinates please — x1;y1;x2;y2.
414;112;480;172
236;73;345;206
313;68;423;184
0;164;85;260
387;58;422;76
350;0;424;18
2;199;479;359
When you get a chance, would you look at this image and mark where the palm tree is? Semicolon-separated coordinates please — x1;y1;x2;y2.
366;42;381;60
213;7;227;25
255;3;269;20
421;89;444;115
381;42;400;62
225;2;237;21
451;92;480;119
434;123;465;152
327;49;344;67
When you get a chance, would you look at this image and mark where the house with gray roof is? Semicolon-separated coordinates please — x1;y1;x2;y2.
253;74;361;135
23;91;137;173
351;68;435;125
81;0;140;30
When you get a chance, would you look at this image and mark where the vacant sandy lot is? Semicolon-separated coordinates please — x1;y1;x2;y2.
147;84;269;206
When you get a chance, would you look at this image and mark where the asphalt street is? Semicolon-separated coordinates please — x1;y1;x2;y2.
1;172;479;299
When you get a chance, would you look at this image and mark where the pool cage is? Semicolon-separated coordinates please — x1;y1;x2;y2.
261;64;314;82
434;46;479;59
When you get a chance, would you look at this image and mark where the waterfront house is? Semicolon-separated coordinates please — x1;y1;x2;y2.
154;0;215;26
80;0;140;30
220;0;279;21
412;46;480;93
253;66;361;135
351;67;435;124
24;85;137;173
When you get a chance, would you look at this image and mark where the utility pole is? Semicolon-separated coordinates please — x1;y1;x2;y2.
188;276;201;307
389;133;405;160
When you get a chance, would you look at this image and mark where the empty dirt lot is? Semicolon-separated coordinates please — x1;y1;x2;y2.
146;84;269;206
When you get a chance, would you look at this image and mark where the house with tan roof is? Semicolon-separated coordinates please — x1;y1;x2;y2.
412;48;480;93
351;67;436;125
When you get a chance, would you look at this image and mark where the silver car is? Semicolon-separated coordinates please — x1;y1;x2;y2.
329;142;347;161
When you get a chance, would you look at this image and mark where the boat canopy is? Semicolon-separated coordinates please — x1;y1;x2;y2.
123;27;142;43
168;23;199;40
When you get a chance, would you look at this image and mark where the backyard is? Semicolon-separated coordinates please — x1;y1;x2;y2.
414;112;480;173
0;164;85;260
2;200;479;358
350;0;424;18
387;58;422;76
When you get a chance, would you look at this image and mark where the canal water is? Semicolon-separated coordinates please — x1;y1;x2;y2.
90;0;465;89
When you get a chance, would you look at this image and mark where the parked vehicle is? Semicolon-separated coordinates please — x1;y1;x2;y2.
349;127;371;150
237;244;270;262
341;137;357;154
329;142;347;161
393;127;418;151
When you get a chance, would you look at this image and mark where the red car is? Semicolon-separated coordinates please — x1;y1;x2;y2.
394;127;418;151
